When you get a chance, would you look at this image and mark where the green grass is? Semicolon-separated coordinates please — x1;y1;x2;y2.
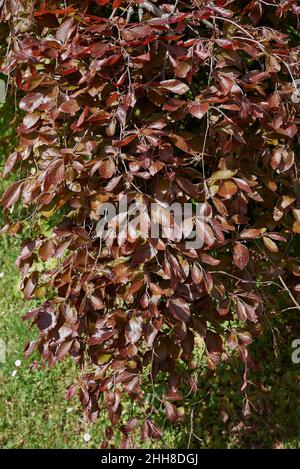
0;234;108;448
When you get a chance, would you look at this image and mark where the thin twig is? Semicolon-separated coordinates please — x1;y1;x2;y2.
172;0;179;13
187;408;194;449
256;242;300;312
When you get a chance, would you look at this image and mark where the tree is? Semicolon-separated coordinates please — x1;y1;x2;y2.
1;0;300;447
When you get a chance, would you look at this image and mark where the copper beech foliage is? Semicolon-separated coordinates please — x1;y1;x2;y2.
1;0;300;446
